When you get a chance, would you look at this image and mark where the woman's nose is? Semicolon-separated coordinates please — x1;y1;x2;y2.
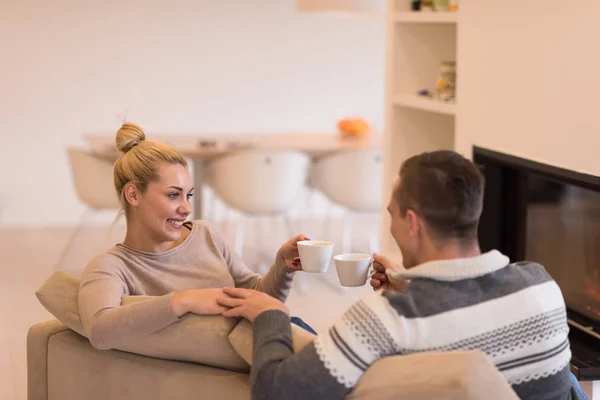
178;200;191;215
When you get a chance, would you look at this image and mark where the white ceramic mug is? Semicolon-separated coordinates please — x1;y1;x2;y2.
333;253;373;287
297;240;335;273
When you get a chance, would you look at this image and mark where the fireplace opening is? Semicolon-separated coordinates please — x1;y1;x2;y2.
473;146;600;380
526;175;600;324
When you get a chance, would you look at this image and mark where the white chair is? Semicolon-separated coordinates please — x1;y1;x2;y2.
206;149;310;255
206;150;311;290
55;148;121;272
309;149;383;254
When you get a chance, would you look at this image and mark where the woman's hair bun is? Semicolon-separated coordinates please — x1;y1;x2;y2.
115;123;146;154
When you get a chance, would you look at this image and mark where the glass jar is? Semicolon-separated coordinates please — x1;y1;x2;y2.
435;61;456;102
433;0;449;11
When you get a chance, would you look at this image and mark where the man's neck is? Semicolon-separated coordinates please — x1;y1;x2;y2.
417;240;481;265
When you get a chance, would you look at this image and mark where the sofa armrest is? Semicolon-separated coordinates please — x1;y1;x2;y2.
27;320;72;400
348;350;519;400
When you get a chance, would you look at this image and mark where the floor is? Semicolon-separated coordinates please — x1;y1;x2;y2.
0;214;380;400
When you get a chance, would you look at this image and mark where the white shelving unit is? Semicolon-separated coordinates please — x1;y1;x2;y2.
393;94;456;116
380;1;459;262
393;11;457;23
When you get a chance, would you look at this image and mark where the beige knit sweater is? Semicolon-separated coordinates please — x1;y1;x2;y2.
78;219;295;349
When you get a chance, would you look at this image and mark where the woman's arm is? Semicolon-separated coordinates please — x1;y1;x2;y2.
243;250;297;301
203;221;297;302
226;243;296;302
78;256;179;350
78;254;226;350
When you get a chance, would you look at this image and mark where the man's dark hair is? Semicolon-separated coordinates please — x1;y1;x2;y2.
395;150;485;242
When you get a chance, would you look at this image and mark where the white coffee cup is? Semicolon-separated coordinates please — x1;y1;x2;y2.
333;253;373;287
297;240;335;273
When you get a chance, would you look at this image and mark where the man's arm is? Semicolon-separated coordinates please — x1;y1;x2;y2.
249;291;401;400
251;311;348;400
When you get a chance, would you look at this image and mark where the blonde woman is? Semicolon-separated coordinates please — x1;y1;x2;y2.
78;123;308;350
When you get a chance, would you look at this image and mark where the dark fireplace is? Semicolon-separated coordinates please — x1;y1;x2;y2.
473;146;600;380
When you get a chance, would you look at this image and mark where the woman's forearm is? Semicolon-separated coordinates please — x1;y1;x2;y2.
251;252;296;301
171;288;229;316
82;293;179;350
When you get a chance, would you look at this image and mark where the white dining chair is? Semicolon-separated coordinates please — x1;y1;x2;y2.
309;149;384;254
206;149;312;291
206;149;310;254
55;148;121;272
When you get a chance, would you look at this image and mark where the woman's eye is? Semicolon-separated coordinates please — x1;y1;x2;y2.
187;193;194;200
168;193;178;199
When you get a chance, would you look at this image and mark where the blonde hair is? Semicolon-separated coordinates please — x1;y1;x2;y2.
113;123;187;216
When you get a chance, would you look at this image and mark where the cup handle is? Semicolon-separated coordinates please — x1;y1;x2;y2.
367;258;375;279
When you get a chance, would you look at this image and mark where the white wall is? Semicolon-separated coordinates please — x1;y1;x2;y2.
0;0;385;227
456;0;600;177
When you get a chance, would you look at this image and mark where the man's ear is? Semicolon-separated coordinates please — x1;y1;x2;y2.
124;183;140;207
406;210;421;238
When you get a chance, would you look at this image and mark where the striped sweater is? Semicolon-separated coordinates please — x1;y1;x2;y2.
250;250;573;400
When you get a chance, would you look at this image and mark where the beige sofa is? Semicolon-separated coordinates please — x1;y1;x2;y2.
27;319;521;400
28;271;521;400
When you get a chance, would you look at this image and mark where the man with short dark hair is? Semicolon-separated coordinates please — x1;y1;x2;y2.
218;150;577;400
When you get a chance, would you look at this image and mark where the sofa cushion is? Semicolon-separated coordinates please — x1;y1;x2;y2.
36;270;316;372
120;296;249;371
36;270;86;336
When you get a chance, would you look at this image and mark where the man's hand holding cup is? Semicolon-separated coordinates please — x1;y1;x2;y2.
369;253;409;292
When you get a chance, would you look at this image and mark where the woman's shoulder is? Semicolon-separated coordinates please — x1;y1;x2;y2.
80;248;128;281
188;219;222;237
187;219;227;247
189;219;216;230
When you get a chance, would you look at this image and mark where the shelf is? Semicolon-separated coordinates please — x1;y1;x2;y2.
393;94;457;116
382;6;459;256
393;12;457;24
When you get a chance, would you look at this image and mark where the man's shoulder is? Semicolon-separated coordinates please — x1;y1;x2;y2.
379;261;559;319
512;260;548;270
507;260;554;283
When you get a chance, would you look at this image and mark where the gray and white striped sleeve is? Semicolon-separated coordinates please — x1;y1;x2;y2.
251;291;401;400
